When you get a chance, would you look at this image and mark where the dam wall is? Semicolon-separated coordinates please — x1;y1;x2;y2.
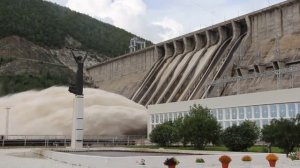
87;46;159;97
88;0;300;104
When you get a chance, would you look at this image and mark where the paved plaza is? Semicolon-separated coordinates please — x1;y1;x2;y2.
0;147;299;168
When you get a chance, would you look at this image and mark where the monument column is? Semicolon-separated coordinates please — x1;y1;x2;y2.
68;49;87;149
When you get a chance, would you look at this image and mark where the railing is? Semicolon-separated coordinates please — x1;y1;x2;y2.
0;135;146;147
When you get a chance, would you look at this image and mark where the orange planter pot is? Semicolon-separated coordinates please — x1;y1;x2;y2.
222;162;229;168
168;165;176;168
268;160;277;167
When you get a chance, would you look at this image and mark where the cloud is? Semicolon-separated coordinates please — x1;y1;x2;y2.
64;0;183;43
46;0;285;43
45;0;68;6
152;17;184;41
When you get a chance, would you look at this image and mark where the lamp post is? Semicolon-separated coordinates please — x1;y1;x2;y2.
68;49;87;149
5;107;10;139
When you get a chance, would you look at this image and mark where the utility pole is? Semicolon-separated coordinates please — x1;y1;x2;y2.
5;107;10;139
68;49;87;149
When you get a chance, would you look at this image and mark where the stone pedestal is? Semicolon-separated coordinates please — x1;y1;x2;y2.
71;95;84;149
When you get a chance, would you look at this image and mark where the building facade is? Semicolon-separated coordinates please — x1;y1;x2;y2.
147;88;300;135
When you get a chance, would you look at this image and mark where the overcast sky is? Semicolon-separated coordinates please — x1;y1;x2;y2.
46;0;285;43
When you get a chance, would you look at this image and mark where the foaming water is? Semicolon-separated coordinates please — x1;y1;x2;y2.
0;87;147;135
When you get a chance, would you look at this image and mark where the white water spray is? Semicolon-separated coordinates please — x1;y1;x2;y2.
0;87;147;135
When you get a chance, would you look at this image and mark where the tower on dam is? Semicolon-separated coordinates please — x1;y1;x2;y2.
87;0;300;133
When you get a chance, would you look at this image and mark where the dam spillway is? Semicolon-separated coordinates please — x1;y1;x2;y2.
87;0;300;106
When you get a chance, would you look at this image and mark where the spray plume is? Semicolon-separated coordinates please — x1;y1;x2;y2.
0;87;147;136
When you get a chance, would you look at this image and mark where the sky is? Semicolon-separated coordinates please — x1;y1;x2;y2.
46;0;286;43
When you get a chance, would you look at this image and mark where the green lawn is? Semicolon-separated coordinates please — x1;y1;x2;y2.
129;145;284;153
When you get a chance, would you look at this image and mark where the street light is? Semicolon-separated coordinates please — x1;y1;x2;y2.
5;107;11;139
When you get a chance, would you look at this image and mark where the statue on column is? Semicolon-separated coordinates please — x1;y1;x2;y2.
68;49;87;95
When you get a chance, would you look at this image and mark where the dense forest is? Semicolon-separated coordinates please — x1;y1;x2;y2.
0;0;151;57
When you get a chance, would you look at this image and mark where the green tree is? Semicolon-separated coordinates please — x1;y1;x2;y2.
261;118;300;156
173;116;191;147
221;121;259;151
149;121;180;147
184;105;221;149
261;123;277;152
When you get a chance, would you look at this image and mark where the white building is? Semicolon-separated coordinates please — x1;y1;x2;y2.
147;88;300;135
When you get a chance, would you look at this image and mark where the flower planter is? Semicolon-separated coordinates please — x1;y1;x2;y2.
168;165;176;168
196;163;205;168
219;155;231;168
268;160;277;167
221;162;229;168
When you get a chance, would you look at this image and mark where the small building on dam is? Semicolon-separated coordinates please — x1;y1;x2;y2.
87;0;300;135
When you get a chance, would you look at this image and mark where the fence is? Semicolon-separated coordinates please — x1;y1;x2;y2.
0;135;146;147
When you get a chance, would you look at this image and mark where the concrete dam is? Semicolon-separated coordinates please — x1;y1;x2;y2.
88;0;300;106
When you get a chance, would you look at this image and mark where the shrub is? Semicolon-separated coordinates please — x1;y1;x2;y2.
221;121;259;151
266;153;278;161
195;158;205;163
288;152;300;160
219;155;231;164
183;105;222;149
241;155;252;162
138;159;146;165
262;117;300;156
150;121;180;146
164;157;179;166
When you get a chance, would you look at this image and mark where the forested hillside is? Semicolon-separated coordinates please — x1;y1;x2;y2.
0;0;150;57
0;0;152;96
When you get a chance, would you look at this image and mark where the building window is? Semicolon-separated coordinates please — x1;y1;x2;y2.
225;108;230;120
254;120;261;128
168;113;173;121
297;103;300;116
155;114;159;123
279;104;286;118
270;104;277;118
151;114;154;123
184;112;189;117
178;112;183;118
231;108;237;119
232;121;237;126
246;107;252;119
160;113;164;123
254;106;260;118
211;109;217;118
152;125;155;130
262;105;268;118
238;107;245;119
238;120;244;125
174;112;178;120
262;119;269;127
225;121;230;128
164;113;168;122
288;103;296;118
218;109;223;120
218;121;224;129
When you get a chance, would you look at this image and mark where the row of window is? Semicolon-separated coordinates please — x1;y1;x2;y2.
151;119;272;130
221;119;270;129
210;103;300;121
151;111;189;124
150;103;300;125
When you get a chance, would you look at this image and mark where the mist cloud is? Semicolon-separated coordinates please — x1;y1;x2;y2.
0;87;147;136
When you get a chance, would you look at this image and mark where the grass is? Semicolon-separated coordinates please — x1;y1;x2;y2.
248;146;283;153
129;145;285;153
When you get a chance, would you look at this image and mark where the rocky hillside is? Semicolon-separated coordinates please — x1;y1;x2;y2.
0;0;151;96
0;0;151;57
